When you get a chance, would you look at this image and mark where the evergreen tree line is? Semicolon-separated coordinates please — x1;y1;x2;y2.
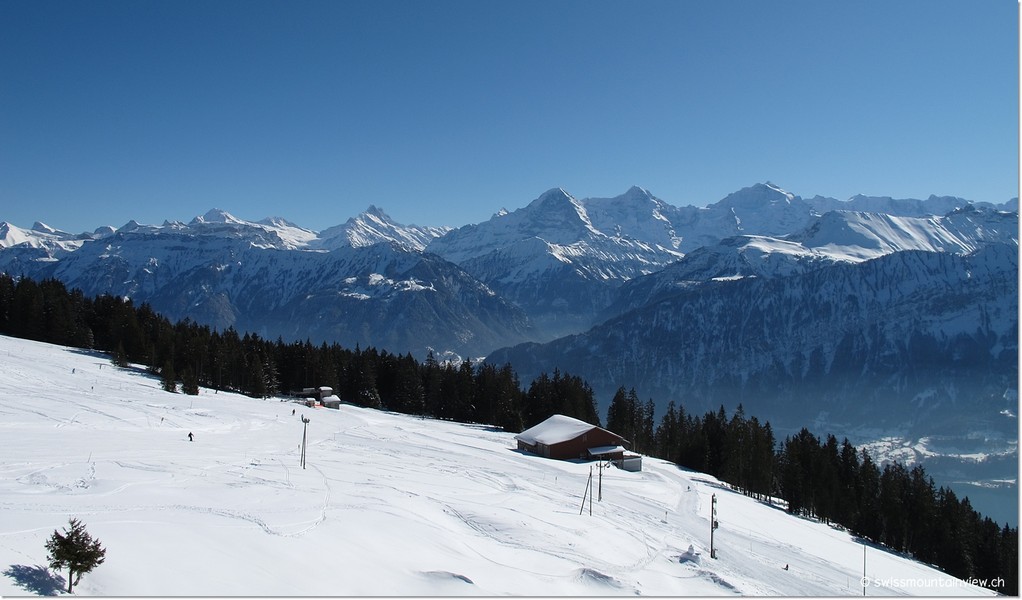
1;274;1015;594
607;388;1017;595
0;274;599;433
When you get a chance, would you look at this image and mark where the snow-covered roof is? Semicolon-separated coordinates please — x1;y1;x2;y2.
588;445;627;456
515;414;603;446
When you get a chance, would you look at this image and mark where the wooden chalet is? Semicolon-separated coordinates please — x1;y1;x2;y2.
515;414;630;462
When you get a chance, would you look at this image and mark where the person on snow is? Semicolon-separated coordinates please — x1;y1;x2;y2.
188;432;194;442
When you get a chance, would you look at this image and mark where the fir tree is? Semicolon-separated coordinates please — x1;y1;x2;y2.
181;366;199;395
45;517;106;594
112;341;129;368
161;359;177;393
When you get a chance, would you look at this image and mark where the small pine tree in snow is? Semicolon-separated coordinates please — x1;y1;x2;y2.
45;517;106;594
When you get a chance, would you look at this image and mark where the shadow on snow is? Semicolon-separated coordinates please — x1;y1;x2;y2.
3;564;66;596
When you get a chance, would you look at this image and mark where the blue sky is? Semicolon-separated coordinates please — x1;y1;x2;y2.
1;0;1017;233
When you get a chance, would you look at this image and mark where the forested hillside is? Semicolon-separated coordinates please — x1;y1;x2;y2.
0;273;1015;594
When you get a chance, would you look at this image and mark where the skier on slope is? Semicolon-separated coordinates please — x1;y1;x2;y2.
188;432;193;442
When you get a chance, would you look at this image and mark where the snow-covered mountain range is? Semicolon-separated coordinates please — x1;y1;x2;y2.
1;181;1017;524
0;335;998;596
0;214;525;358
0;181;1014;369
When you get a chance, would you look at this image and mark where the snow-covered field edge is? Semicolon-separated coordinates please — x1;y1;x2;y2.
0;335;998;596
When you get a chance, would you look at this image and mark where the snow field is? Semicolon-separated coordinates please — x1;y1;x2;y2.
0;335;995;596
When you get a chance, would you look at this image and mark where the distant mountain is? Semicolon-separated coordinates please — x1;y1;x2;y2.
489;243;1018;435
426;187;686;338
313;205;452;252
0;209;527;358
805;192;1003;217
1;182;1015;360
602;204;1018;320
0;221;89;253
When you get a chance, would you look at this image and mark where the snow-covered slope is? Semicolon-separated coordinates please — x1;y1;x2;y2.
490;244;1019;528
793;206;1018;261
0;335;995;596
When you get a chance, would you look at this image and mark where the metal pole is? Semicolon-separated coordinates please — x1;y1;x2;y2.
588;467;593;516
710;493;718;559
301;416;310;469
863;544;866;596
579;469;591;515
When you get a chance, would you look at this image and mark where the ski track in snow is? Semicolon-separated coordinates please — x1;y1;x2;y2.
0;335;998;596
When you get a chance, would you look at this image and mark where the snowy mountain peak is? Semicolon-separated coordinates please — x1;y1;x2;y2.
191;208;243;225
527;188;592;228
313;206;449;252
364;204;390;219
0;222;30;248
717;182;797;209
0;220;86;252
31;221;62;234
532;187;578;208
624;185;652;197
258;216;301;229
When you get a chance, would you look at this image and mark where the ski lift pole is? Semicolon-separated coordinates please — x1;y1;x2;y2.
301;415;310;469
588;466;593;516
710;493;718;559
579;467;592;515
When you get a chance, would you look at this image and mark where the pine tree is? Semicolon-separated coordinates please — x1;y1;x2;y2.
605;387;631;442
181;366;199;395
45;517;106;594
161;359;177;393
112;341;129;368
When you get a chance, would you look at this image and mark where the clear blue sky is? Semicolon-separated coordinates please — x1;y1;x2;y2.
1;0;1017;233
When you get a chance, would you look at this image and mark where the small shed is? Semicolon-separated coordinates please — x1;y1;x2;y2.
616;453;642;472
515;414;630;461
296;386;335;400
